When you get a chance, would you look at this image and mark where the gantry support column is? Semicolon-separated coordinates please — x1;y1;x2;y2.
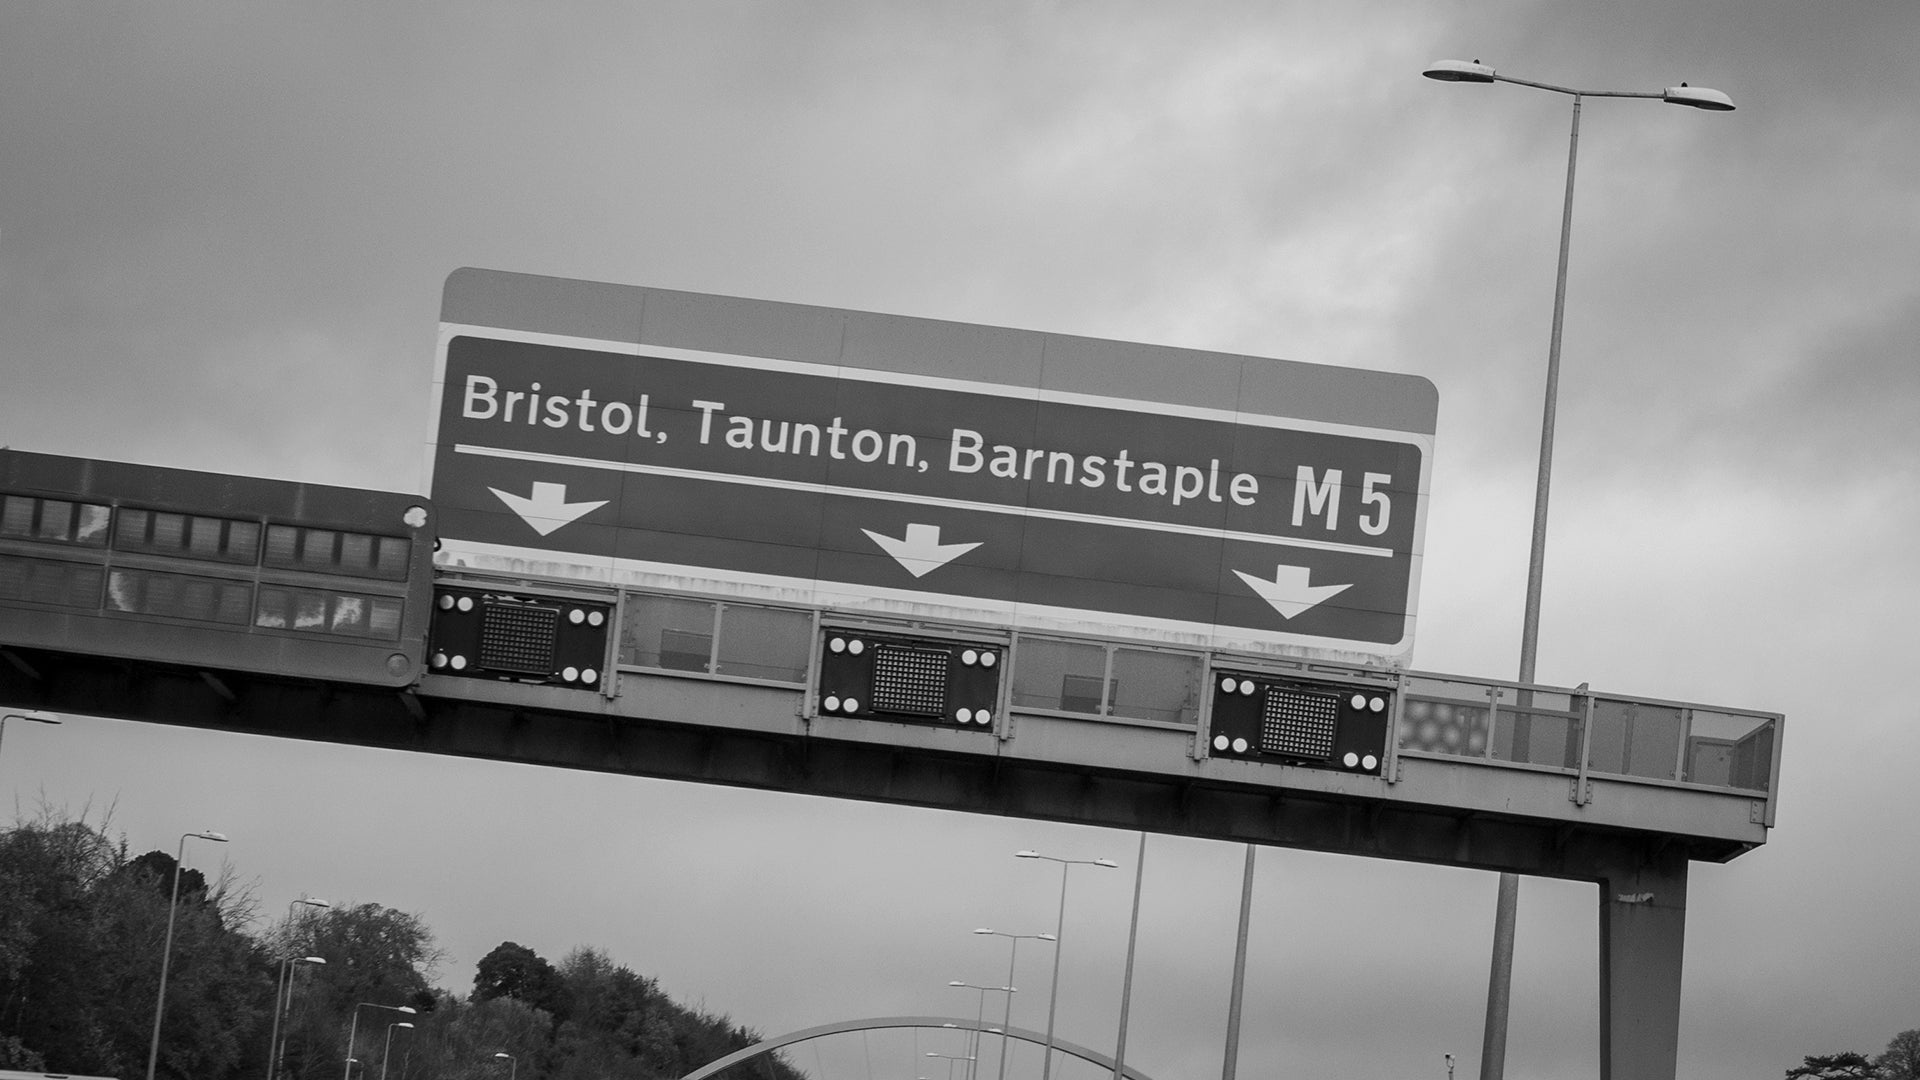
1593;845;1690;1080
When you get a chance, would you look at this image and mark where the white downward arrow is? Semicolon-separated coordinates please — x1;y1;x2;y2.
862;523;982;578
1233;564;1353;620
489;481;608;537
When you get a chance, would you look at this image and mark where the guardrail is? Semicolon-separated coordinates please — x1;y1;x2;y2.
1398;674;1779;819
586;580;1781;827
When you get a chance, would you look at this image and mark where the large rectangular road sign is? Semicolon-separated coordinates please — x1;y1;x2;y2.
429;269;1437;664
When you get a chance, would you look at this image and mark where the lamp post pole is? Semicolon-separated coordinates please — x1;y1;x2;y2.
493;1052;516;1080
1220;844;1256;1080
380;1023;414;1080
344;1004;417;1080
267;955;326;1080
268;897;331;1080
1422;57;1734;1080
973;928;1054;1080
1110;833;1147;1080
1015;850;1118;1080
145;829;229;1080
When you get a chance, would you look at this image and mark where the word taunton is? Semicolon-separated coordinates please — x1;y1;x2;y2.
459;376;1395;531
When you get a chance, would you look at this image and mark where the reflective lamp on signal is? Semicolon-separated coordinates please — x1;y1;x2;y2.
816;628;1002;731
1208;671;1392;776
428;585;614;687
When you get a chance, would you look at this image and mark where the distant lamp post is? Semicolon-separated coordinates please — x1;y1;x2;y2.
343;1004;417;1080
144;829;229;1080
973;928;1055;1080
381;1023;414;1080
266;955;326;1080
1421;56;1734;1080
0;711;61;760
927;1051;976;1080
493;1051;517;1080
949;981;1015;1080
268;897;331;1080
1015;850;1118;1080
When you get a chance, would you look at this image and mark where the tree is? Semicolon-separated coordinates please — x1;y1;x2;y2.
0;813;265;1080
402;991;553;1080
0;1034;46;1072
1879;1031;1920;1080
548;948;657;1080
3;808;807;1080
1789;1053;1881;1080
0;816;126;1073
472;942;566;1019
276;903;442;1080
126;850;209;905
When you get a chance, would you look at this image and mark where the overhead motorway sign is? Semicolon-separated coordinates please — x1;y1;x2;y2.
428;269;1437;665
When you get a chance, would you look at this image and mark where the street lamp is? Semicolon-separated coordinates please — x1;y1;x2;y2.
144;829;229;1080
1015;850;1117;1080
493;1051;517;1080
973;929;1054;1080
926;1051;975;1080
267;955;326;1080
949;981;1015;1080
268;898;331;1080
344;1004;417;1080
1422;57;1734;1080
0;711;60;760
381;1023;414;1080
1419;55;1735;686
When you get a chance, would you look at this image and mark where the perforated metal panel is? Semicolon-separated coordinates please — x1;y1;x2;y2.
870;644;948;716
1262;688;1340;759
479;603;558;674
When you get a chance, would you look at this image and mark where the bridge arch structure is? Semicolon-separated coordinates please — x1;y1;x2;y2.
679;1016;1160;1080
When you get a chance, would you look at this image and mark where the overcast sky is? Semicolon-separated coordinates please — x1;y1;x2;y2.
3;3;1917;1080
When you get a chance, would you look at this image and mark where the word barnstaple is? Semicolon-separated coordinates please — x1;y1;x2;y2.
461;373;1305;514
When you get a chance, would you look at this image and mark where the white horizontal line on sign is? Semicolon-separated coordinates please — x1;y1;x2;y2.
453;443;1395;558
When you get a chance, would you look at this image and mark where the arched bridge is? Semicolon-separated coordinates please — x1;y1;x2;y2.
680;1015;1160;1080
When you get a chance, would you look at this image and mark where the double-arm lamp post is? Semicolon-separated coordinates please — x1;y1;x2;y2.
1421;56;1733;1080
972;928;1054;1080
949;980;1014;1080
1015;850;1117;1080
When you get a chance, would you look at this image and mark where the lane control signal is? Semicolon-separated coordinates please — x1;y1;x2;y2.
1208;671;1392;775
428;585;612;688
817;629;1002;730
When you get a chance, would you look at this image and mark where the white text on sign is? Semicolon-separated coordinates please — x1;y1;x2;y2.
459;375;1407;528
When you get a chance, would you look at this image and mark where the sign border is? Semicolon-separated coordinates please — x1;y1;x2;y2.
429;273;1436;665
